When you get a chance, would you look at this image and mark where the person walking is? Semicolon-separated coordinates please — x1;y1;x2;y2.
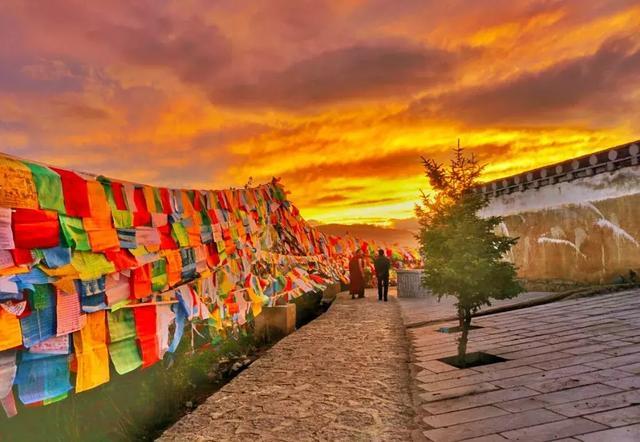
374;249;391;302
348;250;365;299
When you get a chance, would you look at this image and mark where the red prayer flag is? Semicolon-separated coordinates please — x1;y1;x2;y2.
51;167;91;217
110;182;128;211
12;208;60;249
159;188;172;215
193;191;202;211
133;187;151;226
206;243;220;267
133;306;160;368
104;249;138;272
130;264;152;299
157;224;178;249
11;248;34;266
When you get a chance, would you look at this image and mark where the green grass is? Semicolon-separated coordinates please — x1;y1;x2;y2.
1;326;258;442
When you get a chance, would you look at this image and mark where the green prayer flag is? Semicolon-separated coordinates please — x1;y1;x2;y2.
186;190;196;205
151;259;168;292
171;222;190;248
26;162;66;213
99;180;117;212
199;209;212;226
112;210;133;229
109;340;142;375
32;284;54;311
107;309;142;375
32;249;45;262
107;309;136;341
152;188;163;213
71;251;116;281
59;215;91;251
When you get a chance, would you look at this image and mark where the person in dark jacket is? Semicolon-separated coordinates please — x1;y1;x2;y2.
374;249;391;302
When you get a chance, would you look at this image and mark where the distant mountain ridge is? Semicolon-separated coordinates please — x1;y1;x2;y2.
315;222;418;248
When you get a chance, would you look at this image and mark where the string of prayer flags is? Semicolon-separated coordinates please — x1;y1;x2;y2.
0;151;387;416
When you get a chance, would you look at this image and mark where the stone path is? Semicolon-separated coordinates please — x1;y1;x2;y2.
159;290;417;441
407;289;640;441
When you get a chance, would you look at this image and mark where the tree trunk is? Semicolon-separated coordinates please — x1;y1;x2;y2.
457;309;472;368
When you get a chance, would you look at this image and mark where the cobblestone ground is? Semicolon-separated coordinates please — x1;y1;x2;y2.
159;290;417;441
406;290;640;441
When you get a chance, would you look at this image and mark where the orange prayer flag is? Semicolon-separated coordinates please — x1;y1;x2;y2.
84;181;119;251
0;309;22;350
163;250;182;287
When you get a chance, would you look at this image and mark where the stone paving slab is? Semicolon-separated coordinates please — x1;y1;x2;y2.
398;291;553;327
406;290;640;441
159;290;417;441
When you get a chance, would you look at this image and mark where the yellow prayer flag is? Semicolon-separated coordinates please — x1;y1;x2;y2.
0;266;30;277
0;156;39;209
0;309;22;350
71;251;116;281
247;287;263;317
73;311;110;393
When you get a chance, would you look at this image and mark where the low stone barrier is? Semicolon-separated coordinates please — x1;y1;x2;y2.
254;283;342;341
397;269;431;298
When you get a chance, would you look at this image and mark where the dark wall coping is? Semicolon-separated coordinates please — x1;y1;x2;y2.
475;140;640;198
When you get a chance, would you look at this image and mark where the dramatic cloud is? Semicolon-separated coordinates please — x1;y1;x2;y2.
0;1;231;85
210;43;466;109
0;0;638;225
408;36;640;126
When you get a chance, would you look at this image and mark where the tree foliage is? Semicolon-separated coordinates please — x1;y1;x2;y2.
416;146;523;364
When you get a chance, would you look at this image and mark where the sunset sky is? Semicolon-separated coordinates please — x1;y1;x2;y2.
0;1;638;225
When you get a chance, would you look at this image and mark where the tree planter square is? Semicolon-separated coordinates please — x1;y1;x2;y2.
438;351;507;369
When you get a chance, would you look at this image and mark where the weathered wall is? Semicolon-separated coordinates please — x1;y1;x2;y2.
480;142;640;285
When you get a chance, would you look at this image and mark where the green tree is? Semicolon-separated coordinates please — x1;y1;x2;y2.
416;146;523;367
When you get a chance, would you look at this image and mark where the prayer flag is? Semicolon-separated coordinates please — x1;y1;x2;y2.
107;309;142;374
12;209;60;249
133;306;160;368
130;264;152;299
25;162;66;213
0;308;22;350
0;157;38;209
73;311;110;393
51;167;91;217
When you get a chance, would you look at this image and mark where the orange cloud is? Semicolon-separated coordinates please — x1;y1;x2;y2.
0;0;638;225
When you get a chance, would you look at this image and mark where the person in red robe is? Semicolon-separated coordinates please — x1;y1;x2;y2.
349;251;365;299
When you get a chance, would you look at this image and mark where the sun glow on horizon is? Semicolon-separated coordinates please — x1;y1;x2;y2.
0;1;638;226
